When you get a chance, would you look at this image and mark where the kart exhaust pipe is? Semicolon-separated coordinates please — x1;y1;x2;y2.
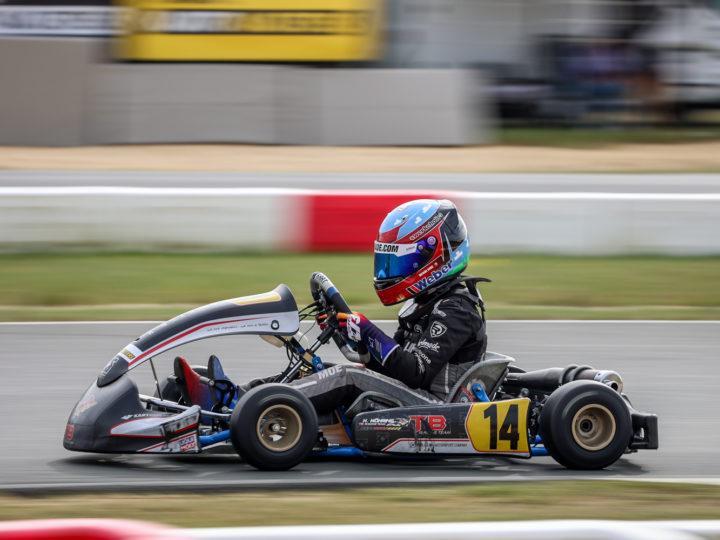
561;365;623;394
505;365;623;394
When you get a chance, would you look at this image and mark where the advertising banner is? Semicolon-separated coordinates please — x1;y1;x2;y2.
0;0;116;36
115;0;383;61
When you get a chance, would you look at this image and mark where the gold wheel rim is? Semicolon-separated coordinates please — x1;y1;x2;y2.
256;404;302;452
571;404;616;451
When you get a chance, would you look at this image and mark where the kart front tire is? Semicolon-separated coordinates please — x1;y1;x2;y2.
539;380;632;470
230;384;318;471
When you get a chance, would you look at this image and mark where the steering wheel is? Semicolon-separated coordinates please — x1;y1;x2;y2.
309;272;369;363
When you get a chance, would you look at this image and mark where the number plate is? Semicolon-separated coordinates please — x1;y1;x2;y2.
465;399;530;456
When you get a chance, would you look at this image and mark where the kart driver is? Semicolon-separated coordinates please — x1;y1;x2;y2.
284;198;489;414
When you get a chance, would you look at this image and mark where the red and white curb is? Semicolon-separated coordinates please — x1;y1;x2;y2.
1;187;719;254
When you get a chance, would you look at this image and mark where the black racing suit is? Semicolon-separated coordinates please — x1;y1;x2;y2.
289;278;487;415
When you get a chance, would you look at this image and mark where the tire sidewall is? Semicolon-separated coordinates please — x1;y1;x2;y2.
540;380;632;470
230;384;318;471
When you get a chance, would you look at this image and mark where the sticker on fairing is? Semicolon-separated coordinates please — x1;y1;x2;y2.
139;432;200;454
230;291;282;306
118;343;142;363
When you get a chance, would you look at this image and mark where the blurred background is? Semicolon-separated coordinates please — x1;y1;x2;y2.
1;0;720;145
0;0;719;319
1;0;720;533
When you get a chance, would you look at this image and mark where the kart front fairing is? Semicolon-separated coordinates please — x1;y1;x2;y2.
64;284;299;454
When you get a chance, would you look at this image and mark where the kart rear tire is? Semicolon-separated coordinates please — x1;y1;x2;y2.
539;380;632;470
230;384;318;471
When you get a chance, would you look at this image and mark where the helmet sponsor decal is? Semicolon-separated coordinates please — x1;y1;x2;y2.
408;213;446;241
374;242;418;256
429;321;447;338
405;259;454;295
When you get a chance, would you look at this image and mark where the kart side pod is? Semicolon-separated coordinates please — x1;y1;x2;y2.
352;400;533;457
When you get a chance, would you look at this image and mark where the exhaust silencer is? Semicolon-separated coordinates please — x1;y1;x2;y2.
505;365;623;394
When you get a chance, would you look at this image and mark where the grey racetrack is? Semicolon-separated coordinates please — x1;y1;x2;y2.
2;320;718;492
2;171;720;193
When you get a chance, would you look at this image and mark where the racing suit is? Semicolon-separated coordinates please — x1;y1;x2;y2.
289;279;487;415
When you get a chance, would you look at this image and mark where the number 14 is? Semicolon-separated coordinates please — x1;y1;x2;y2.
483;403;520;450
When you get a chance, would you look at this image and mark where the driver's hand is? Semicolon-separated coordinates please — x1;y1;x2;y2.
336;312;367;343
336;312;399;364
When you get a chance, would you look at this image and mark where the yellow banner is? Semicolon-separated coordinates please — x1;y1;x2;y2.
115;0;383;61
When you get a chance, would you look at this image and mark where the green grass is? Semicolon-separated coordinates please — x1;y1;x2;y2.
0;253;719;321
499;127;720;148
1;482;719;526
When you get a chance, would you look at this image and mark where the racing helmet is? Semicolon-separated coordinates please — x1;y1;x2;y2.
373;199;470;306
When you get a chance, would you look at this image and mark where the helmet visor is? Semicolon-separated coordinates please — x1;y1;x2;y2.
374;241;436;281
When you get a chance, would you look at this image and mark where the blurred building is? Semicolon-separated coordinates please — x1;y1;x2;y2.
1;0;718;145
383;0;720;125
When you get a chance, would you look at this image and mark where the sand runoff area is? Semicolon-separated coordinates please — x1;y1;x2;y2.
1;143;719;173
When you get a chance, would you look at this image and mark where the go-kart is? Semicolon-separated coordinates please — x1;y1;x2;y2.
64;272;658;470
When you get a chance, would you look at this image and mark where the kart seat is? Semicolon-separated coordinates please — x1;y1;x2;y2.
447;353;514;403
173;356;215;411
207;354;238;410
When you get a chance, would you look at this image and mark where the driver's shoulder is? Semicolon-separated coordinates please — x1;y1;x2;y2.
435;287;475;306
432;293;482;321
432;294;467;315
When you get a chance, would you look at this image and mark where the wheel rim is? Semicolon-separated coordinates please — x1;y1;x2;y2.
256;404;302;452
571;404;616;451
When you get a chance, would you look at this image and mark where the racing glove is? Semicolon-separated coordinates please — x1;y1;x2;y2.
337;312;399;364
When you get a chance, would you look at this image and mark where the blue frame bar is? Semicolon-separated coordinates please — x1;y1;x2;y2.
312;447;365;458
199;429;231;446
471;383;490;402
530;435;549;456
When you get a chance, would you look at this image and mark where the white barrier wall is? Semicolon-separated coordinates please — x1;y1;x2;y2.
185;520;720;540
0;188;307;252
464;193;720;255
1;188;719;255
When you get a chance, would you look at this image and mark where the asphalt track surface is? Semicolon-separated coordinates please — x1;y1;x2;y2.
1;320;718;492
2;171;720;193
